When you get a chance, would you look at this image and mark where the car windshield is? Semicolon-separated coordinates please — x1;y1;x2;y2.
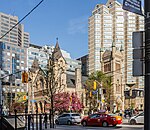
135;112;144;117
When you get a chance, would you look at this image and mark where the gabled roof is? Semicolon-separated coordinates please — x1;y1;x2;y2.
30;58;39;72
103;50;111;58
53;39;66;63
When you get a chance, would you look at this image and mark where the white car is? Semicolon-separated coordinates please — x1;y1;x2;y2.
129;112;144;125
55;113;81;125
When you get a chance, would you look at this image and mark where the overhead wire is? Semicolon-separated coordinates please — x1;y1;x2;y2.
0;0;44;40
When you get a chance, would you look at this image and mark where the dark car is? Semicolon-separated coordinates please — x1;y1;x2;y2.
55;113;81;125
81;113;122;127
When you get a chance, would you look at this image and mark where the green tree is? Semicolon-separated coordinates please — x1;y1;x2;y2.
85;71;112;111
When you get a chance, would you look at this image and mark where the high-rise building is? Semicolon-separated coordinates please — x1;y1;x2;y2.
0;42;27;95
0;12;30;103
88;0;144;88
77;55;89;76
0;12;29;48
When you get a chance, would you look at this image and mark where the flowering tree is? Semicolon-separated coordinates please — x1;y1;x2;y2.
54;92;84;113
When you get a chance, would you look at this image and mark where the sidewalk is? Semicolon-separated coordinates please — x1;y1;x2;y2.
122;118;129;124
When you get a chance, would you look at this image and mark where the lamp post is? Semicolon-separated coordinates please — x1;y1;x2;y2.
0;68;2;115
144;0;150;129
93;80;103;110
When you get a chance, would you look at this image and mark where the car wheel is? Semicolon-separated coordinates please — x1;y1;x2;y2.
82;121;87;126
130;119;136;125
67;120;72;125
55;120;59;125
102;121;108;127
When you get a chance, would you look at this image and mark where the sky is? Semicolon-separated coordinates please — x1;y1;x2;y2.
0;0;122;59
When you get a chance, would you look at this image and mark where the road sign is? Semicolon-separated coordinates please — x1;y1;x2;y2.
123;0;143;16
132;31;145;76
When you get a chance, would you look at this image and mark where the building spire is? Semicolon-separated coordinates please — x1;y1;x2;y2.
56;37;58;43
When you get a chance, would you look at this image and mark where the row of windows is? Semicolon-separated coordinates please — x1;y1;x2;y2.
4;45;25;53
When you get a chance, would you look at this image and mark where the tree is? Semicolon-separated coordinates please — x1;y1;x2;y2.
41;43;66;128
85;71;112;111
53;92;84;113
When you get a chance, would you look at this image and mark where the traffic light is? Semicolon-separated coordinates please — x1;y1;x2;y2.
93;81;96;90
22;71;28;83
90;91;92;97
23;95;27;100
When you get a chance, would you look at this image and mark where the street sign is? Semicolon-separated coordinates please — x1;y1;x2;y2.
132;31;145;76
133;31;144;48
123;0;143;16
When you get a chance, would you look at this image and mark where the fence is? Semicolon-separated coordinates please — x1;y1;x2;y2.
0;109;55;130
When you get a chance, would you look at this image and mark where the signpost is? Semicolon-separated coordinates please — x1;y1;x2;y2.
123;0;150;129
144;0;150;129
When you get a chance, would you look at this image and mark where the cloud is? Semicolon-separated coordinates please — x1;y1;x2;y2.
68;15;88;35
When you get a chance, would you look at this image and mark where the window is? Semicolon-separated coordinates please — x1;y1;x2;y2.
71;114;80;116
89;114;98;119
17;48;20;52
7;52;10;56
104;63;111;72
21;49;24;53
116;63;121;73
7;46;10;50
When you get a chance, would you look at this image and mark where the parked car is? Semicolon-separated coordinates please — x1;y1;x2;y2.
129;112;144;125
81;113;122;127
55;113;81;125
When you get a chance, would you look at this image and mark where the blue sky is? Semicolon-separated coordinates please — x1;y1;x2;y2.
0;0;122;59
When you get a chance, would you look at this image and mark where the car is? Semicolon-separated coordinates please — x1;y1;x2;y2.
129;112;144;125
55;113;81;125
81;113;122;127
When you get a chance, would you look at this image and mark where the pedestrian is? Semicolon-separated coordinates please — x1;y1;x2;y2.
128;109;132;118
119;109;123;117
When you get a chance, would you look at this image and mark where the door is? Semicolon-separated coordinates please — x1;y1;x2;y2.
58;114;69;124
87;114;100;126
136;112;144;124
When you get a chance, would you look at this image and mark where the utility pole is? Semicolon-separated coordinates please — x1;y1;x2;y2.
144;0;150;129
0;68;2;115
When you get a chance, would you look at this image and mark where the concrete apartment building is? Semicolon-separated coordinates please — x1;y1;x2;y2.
0;12;30;84
88;0;144;110
0;12;30;111
0;12;29;48
77;55;89;76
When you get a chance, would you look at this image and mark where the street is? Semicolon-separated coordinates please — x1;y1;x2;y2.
44;124;144;130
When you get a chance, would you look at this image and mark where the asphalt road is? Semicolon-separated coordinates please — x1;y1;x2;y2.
44;124;144;130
